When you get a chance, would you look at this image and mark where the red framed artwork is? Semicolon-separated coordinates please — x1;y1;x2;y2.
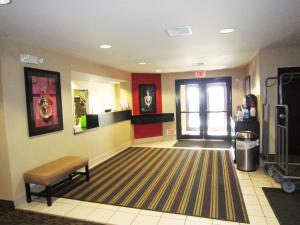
24;67;63;136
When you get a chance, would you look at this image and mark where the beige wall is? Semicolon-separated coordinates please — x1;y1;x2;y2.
0;50;13;200
246;53;261;96
161;67;246;138
258;46;300;154
246;46;300;154
246;54;261;123
0;39;132;202
71;80;121;115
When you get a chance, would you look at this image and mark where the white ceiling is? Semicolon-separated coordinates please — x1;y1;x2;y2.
0;0;300;73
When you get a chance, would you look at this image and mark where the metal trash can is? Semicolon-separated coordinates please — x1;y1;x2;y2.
236;131;259;171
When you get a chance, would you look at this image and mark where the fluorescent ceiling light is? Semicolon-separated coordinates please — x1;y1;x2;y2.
166;26;192;37
0;0;11;4
139;62;146;65
99;44;112;49
192;62;204;66
219;28;235;34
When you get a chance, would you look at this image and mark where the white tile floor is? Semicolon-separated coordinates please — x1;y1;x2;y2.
16;141;281;225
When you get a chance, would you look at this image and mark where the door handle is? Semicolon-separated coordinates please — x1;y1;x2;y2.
279;114;285;119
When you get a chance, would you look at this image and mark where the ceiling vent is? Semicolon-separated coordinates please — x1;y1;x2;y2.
166;26;192;37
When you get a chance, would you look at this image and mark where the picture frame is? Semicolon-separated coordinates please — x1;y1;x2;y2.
139;84;156;113
24;67;64;136
245;75;251;95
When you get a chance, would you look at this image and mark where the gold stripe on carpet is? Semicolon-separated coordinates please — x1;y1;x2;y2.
53;147;249;223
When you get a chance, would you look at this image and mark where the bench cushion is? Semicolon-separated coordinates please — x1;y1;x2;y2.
24;156;88;186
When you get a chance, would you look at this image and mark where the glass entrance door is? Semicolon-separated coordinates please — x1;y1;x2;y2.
177;83;203;139
175;77;232;140
205;80;230;138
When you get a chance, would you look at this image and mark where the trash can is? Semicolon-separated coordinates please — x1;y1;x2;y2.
236;131;259;171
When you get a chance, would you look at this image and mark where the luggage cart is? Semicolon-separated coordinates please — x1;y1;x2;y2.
265;72;300;193
262;77;277;166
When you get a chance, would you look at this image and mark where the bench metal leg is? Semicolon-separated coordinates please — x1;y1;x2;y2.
25;183;32;203
45;186;52;206
85;165;90;182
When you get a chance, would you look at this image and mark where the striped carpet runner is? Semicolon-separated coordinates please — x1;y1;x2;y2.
52;147;249;223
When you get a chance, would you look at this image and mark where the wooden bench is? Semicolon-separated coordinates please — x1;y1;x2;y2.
24;156;89;206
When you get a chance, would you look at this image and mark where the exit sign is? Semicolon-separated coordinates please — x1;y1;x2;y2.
195;71;206;78
166;128;176;136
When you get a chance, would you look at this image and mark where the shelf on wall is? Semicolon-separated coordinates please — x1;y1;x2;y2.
98;110;132;126
73;110;132;135
131;113;174;124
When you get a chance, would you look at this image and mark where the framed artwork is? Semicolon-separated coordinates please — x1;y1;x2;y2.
24;67;63;136
139;84;156;113
245;75;251;95
73;89;89;125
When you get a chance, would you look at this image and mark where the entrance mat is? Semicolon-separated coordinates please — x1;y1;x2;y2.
173;140;231;149
263;187;300;225
52;147;249;223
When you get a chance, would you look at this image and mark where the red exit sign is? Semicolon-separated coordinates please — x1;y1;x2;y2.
195;71;206;78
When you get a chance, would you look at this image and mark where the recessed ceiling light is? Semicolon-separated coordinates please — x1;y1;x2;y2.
139;62;146;65
99;44;112;49
192;62;204;66
0;0;11;5
219;28;235;34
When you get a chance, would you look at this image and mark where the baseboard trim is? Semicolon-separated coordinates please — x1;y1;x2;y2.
134;136;165;144
14;141;132;208
89;141;131;169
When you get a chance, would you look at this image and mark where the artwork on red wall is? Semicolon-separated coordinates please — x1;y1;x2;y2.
139;84;156;113
24;67;63;136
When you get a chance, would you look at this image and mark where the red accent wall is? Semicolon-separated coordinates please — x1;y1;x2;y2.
132;73;162;139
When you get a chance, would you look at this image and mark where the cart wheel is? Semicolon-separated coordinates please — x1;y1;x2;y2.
282;181;296;193
273;173;284;183
264;164;269;172
267;167;274;177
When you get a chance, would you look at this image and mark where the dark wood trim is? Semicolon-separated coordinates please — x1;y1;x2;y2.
0;200;15;209
74;110;132;135
25;168;90;206
277;67;300;157
99;110;132;126
245;75;251;94
45;186;51;206
85;165;90;182
139;84;157;114
175;77;232;140
24;67;64;137
131;113;174;124
25;183;32;203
